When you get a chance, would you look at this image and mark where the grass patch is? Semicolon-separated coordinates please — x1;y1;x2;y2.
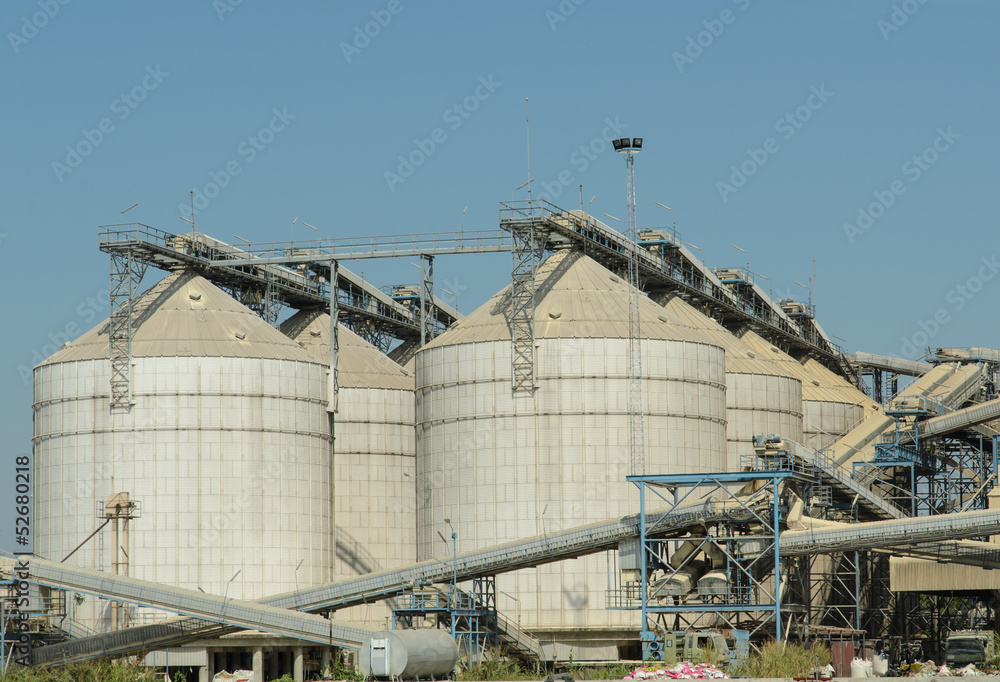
731;640;830;679
456;654;537;681
0;660;158;682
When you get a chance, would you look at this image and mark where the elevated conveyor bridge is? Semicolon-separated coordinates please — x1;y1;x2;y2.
16;500;1000;666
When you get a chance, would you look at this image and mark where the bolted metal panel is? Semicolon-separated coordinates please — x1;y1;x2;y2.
414;332;727;634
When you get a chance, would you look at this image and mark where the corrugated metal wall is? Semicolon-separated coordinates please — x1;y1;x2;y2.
33;355;331;632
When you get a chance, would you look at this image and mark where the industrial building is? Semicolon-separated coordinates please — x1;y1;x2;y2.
4;197;1000;681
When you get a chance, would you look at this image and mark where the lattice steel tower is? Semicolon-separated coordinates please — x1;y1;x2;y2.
614;136;645;476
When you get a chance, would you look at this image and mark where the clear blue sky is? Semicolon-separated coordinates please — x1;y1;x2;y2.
2;1;997;553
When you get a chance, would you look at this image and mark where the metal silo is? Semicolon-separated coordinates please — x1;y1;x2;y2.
734;329;877;451
281;310;416;628
32;271;331;632
800;356;880;451
414;249;728;657
659;296;804;470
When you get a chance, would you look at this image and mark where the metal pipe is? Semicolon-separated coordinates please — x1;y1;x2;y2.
60;518;111;563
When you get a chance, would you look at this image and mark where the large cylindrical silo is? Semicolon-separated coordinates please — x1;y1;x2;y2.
659;296;804;470
281;310;415;628
735;330;878;451
801;356;881;451
33;271;331;632
415;249;728;656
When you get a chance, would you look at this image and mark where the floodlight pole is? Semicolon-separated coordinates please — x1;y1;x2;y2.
615;138;645;477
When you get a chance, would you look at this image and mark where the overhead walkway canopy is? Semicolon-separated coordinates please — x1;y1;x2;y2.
852;351;930;377
936;347;1000;363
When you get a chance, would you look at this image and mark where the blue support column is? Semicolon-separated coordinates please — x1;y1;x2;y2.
639;481;660;660
773;473;781;643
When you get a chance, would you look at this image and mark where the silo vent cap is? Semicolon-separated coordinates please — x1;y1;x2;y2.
189;292;202;301
548;311;562;320
235;331;246;340
309;330;322;337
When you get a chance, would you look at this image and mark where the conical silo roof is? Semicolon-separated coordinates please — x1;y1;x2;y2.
422;248;714;348
660;295;799;378
800;356;880;413
40;270;319;366
280;309;413;390
740;330;876;409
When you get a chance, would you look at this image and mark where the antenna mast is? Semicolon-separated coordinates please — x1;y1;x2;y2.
525;98;532;202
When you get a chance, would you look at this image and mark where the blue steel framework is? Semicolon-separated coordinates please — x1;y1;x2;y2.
1;579;11;674
620;471;812;661
853;416;998;519
392;577;496;665
850;402;1000;649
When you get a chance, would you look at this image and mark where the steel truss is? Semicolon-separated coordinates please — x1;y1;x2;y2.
502;205;548;393
108;247;148;408
621;148;645;477
858;421;996;518
419;255;435;346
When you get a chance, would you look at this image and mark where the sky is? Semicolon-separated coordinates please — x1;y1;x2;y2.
1;1;997;553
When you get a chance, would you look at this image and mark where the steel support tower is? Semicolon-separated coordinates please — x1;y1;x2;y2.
108;247;148;408
419;255;435;346
504;206;547;393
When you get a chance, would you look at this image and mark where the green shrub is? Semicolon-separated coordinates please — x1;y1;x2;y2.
457;654;536;681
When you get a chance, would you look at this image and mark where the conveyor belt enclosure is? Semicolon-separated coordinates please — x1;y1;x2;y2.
20;501;1000;665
